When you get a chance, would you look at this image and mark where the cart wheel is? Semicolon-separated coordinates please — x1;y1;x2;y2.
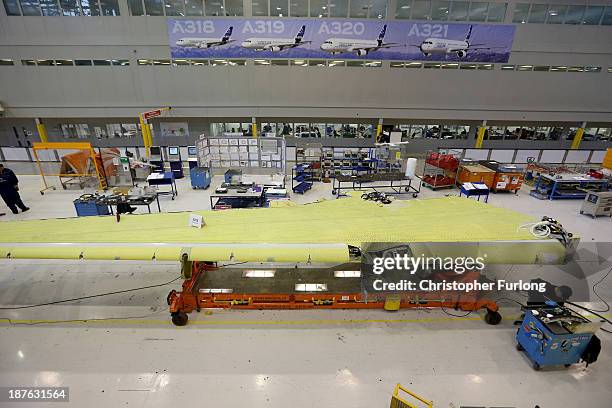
564;364;571;368
516;343;524;351
533;362;541;371
579;210;583;214
412;193;418;198
52;187;56;190
40;191;44;195
332;190;336;195
484;309;502;325
404;187;409;192
361;194;369;200
171;311;188;326
172;197;175;200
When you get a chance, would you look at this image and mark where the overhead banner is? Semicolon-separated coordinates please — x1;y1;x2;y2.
168;19;515;63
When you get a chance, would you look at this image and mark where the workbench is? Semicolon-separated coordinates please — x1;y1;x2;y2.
147;172;178;200
210;187;265;209
331;173;420;198
98;193;161;214
529;173;609;200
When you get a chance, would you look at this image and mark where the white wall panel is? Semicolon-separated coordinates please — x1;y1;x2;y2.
1;147;30;161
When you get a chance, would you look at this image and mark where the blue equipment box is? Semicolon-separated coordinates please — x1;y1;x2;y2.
516;302;596;370
190;166;212;189
73;197;110;217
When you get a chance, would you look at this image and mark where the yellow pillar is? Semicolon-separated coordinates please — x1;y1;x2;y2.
139;115;149;151
251;118;257;137
570;123;586;149
475;126;486;148
35;118;48;143
376;124;383;142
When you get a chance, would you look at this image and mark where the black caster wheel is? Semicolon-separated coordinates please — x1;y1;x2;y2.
332;190;336;195
361;194;368;200
404;187;409;192
564;364;571;368
579;210;583;214
40;191;44;195
412;193;418;198
533;362;541;371
516;343;524;351
171;311;188;326
484;309;502;325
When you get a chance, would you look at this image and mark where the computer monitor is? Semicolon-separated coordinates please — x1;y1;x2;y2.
168;147;179;155
188;146;197;156
150;146;161;156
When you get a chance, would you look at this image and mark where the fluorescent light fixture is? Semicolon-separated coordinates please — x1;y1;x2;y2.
199;288;233;293
243;270;276;278
295;283;328;292
334;271;361;278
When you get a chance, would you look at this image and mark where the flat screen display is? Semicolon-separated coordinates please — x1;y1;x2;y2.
150;146;161;155
188;147;197;155
168;147;179;155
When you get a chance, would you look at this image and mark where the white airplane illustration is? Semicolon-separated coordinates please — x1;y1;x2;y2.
241;25;310;52
320;25;399;56
175;26;234;49
413;25;500;58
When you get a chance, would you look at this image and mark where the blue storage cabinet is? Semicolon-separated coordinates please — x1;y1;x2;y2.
74;197;111;217
190;166;212;189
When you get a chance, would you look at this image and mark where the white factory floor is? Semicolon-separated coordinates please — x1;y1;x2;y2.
1;169;611;408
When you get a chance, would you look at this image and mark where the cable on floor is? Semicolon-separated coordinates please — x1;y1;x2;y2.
590;265;612;313
0;307;169;326
0;275;182;310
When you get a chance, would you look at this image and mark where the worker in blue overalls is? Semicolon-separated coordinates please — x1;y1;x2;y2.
0;164;29;215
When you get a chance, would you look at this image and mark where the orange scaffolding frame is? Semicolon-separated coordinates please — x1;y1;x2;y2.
32;142;107;195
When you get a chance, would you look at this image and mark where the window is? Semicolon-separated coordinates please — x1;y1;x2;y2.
112;59;130;66
309;59;326;67
191;59;208;65
365;60;382;67
153;59;171;65
21;59;37;66
243;270;276;278
19;0;42;15
100;0;119;15
460;63;478;69
165;0;185;16
3;0;21;15
449;0;468;21
406;62;422;68
584;66;601;73
290;59;308;66
334;270;361;278
290;0;307;16
205;0;224;16
441;62;458;69
80;0;100;15
75;59;93;65
431;0;449;21
310;0;327;17
330;0;349;17
583;6;604;25
37;59;54;66
55;59;74;66
225;0;242;15
468;1;487;22
0;59;14;66
568;66;584;72
185;0;203;15
295;283;327;292
603;7;612;25
144;0;163;15
411;0;431;19
370;0;386;18
546;5;566;24
93;59;112;65
60;0;80;15
564;5;585;25
533;65;549;72
390;61;405;68
328;60;345;67
423;62;441;68
516;64;533;71
550;66;567;72
477;63;493;70
512;3;529;23
500;64;514;70
270;0;287;16
127;0;143;15
254;59;271;66
271;59;289;65
40;0;60;15
487;2;506;22
395;0;412;19
527;4;547;24
137;59;153;65
350;0;370;18
252;0;267;16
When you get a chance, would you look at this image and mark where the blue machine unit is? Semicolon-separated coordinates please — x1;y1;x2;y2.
516;302;599;370
190;166;212;189
73;195;110;217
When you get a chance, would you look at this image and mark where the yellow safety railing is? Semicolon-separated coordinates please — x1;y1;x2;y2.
390;384;433;408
